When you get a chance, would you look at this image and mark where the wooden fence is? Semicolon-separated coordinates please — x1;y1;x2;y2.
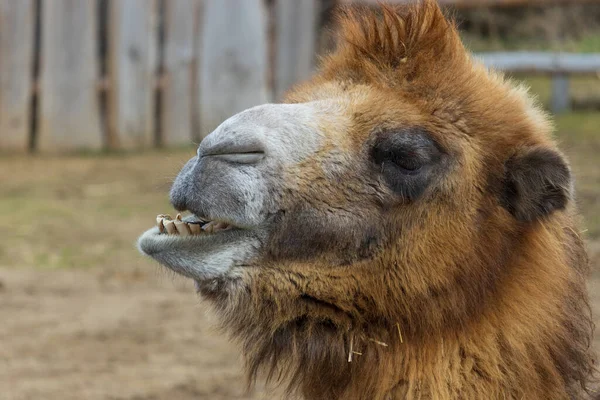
0;0;320;152
0;0;598;153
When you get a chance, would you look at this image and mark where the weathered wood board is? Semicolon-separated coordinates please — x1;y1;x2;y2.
275;0;318;100
0;0;34;151
191;0;204;143
39;0;102;152
200;0;270;138
163;0;196;146
108;0;157;149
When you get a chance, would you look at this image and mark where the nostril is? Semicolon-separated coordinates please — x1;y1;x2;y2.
208;152;265;164
200;140;266;164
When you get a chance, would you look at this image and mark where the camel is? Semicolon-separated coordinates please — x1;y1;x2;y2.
138;1;596;398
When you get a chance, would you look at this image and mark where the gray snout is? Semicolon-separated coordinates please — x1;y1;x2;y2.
169;150;267;227
169;102;327;226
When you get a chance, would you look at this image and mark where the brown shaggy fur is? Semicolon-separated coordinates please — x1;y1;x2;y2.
199;1;596;398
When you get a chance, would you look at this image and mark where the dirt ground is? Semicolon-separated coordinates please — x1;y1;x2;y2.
0;268;271;400
1;110;599;399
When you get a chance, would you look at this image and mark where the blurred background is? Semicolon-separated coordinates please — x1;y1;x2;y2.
0;0;599;399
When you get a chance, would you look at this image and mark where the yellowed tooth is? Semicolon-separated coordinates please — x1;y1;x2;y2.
157;218;165;233
164;220;177;235
202;221;215;233
174;219;190;236
188;223;201;235
176;213;183;221
158;214;172;221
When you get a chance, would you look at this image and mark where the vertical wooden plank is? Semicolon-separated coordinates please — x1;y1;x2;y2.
551;73;570;114
200;0;270;138
163;0;195;146
108;0;157;149
191;0;205;143
274;0;318;101
39;0;102;151
0;0;34;151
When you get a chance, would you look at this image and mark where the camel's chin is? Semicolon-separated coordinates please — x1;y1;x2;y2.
137;225;260;282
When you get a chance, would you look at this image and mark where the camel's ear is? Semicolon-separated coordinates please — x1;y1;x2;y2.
501;147;572;222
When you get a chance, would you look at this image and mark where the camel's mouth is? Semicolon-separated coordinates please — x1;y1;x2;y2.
137;210;261;283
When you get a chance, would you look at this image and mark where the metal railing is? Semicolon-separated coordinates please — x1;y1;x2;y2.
478;52;600;113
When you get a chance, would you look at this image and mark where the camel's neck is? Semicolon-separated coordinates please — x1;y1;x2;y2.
232;284;593;400
279;319;591;400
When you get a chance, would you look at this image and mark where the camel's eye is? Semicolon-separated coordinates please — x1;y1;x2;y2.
371;127;443;199
376;148;424;173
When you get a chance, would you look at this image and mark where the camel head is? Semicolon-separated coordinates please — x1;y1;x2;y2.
138;1;594;399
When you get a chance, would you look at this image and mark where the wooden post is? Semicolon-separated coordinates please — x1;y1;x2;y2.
39;0;102;152
200;0;270;138
163;0;196;146
551;73;570;114
274;0;318;101
0;0;35;152
107;0;158;149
